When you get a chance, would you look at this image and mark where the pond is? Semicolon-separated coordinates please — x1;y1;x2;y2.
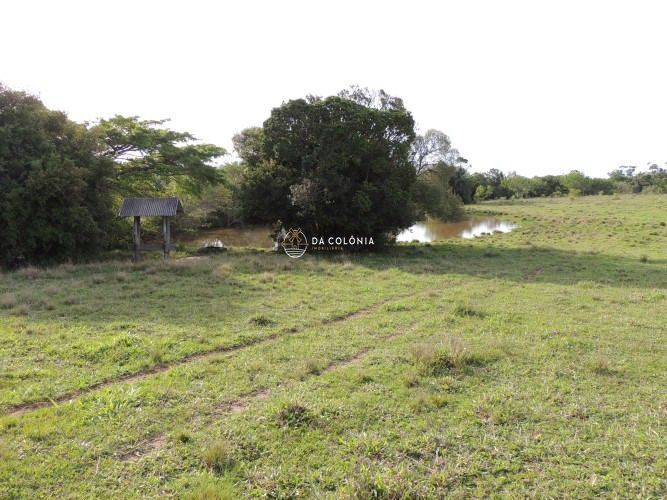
180;216;517;248
180;227;274;249
396;216;517;243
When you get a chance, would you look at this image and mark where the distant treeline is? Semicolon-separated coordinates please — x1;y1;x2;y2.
450;166;667;202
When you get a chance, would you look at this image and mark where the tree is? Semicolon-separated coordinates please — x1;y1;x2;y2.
0;85;114;265
91;116;226;196
474;184;490;201
410;129;462;177
238;91;418;243
413;162;463;220
501;172;533;198
337;85;406;111
471;169;512;200
560;170;593;195
175;162;245;230
448;164;477;204
232;127;263;165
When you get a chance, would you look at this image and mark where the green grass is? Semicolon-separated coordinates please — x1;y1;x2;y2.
0;194;665;497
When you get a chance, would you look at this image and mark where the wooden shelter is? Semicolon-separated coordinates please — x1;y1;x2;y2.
118;198;183;260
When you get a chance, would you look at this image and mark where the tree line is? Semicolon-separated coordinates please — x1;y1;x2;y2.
465;166;667;201
1;83;665;265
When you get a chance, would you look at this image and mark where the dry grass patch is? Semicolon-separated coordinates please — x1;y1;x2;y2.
411;337;471;375
202;439;235;474
0;293;17;309
212;264;234;281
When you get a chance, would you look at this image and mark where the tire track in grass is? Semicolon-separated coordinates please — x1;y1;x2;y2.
120;321;422;462
4;290;425;418
211;319;421;418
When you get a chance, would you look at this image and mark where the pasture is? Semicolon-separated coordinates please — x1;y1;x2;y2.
0;195;665;498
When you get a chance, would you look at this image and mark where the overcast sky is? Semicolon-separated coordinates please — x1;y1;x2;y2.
3;0;666;177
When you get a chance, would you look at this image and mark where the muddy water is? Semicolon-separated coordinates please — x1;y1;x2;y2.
397;216;517;242
180;216;516;248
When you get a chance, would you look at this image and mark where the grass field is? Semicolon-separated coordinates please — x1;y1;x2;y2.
0;194;666;498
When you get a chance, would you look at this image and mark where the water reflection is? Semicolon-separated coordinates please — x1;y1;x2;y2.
180;216;516;248
397;216;517;242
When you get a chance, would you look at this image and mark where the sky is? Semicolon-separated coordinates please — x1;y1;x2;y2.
2;0;666;177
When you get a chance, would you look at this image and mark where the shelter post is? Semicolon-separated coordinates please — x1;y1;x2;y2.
133;216;141;261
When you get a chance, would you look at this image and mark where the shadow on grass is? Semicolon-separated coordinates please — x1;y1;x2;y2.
352;244;667;289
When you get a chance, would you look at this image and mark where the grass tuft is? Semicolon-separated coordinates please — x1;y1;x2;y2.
258;272;275;284
411;337;471;375
590;355;614;375
13;304;30;316
177;431;192;444
188;476;238;500
300;358;326;378
213;264;234;281
0;293;17;309
16;266;44;280
249;314;274;327
403;371;420;387
412;392;448;413
202;439;235;474
115;271;129;282
276;402;313;428
149;345;166;365
452;304;485;318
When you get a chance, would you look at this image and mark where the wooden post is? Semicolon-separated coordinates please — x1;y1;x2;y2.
133;216;141;261
163;216;171;259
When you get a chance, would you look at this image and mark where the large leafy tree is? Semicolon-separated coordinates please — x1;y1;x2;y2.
0;85;114;264
91;116;226;196
238;90;417;242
